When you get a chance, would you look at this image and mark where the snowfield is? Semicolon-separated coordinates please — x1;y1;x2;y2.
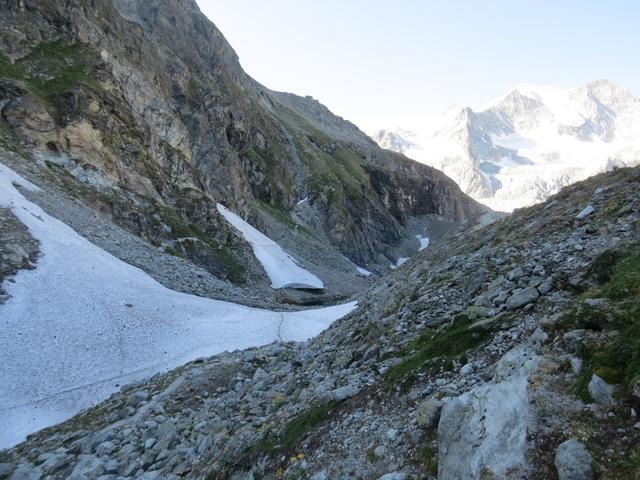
416;234;430;251
216;203;324;289
355;266;373;277
0;163;356;449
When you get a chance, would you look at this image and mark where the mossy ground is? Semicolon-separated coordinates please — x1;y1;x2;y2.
1;40;101;108
258;201;313;238
278;401;341;452
417;443;438;476
0;121;23;155
561;242;640;401
213;401;342;479
161;212;247;284
385;314;492;387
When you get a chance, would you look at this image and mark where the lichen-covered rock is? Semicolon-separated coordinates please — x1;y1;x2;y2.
438;376;531;478
415;398;443;428
437;346;539;479
554;439;593;480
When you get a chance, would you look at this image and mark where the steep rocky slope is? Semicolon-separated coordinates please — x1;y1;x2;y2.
0;0;483;295
2;166;638;479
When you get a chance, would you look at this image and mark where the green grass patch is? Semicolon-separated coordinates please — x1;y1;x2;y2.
279;401;340;451
259;200;296;228
588;249;625;285
163;246;183;258
605;445;640;480
385;314;492;387
572;242;640;399
1;40;101;108
258;201;314;238
161;212;246;283
289;133;369;206
365;448;377;463
418;445;438;476
599;246;640;300
332;147;369;186
0;52;24;78
557;302;609;331
246;401;341;463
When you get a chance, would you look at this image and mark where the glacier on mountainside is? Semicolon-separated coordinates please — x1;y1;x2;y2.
372;80;640;211
0;163;354;448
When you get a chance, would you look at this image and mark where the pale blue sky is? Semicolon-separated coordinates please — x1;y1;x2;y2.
196;1;639;130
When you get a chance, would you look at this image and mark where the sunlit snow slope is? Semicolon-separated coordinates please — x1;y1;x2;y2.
373;80;640;211
216;203;324;289
0;163;355;448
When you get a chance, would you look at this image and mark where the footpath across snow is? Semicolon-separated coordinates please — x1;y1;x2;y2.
216;203;324;289
0;163;356;449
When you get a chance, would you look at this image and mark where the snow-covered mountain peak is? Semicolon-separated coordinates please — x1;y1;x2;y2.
372;80;640;211
581;79;636;109
371;128;418;153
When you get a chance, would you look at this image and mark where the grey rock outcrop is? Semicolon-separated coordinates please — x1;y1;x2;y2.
554;439;593;480
415;398;443;428
0;208;39;303
576;205;595;220
437;346;539;479
506;286;539;310
588;374;616;405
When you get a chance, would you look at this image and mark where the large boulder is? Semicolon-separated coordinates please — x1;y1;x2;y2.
506;286;539;310
437;346;539;479
554;439;593;480
437;376;530;479
588;374;615;405
415;398;443;429
378;473;407;480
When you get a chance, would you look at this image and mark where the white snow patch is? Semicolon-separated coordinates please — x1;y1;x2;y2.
355;266;373;277
416;234;430;251
216;203;324;289
296;197;308;206
0;163;355;448
395;257;409;267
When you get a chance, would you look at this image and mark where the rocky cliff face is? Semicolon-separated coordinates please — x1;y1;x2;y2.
0;0;483;288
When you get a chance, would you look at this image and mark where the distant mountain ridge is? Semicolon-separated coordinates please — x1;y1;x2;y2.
373;80;640;211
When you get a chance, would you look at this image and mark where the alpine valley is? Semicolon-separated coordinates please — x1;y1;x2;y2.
1;2;640;480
